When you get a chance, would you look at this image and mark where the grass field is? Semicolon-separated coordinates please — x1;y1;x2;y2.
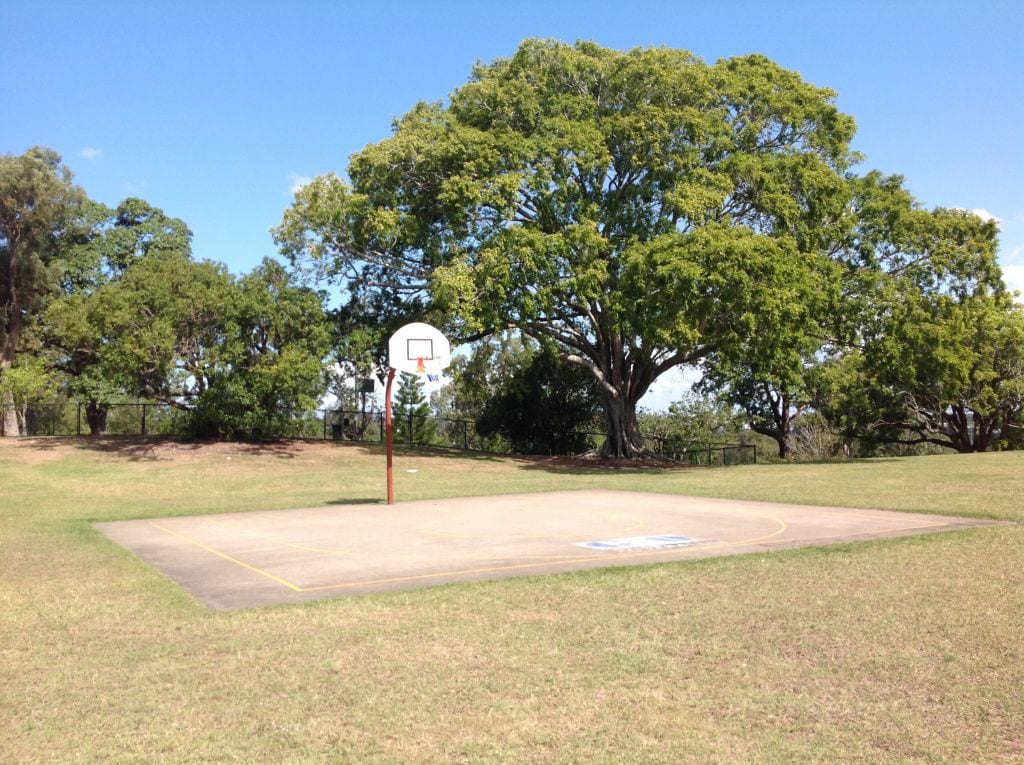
2;438;1022;763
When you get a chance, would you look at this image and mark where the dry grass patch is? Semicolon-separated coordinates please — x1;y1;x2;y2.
2;439;1022;762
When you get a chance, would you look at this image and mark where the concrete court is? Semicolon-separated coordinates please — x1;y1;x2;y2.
96;490;1003;611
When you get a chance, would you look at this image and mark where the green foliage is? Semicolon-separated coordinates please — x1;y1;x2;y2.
276;40;857;457
56;197;193;291
475;343;602;455
3;148;333;442
812;178;1022;453
639;391;745;448
391;371;437;445
431;332;531;422
818;295;1024;453
701;168;1024;457
43;198;194;433
182;259;332;440
0;354;58;434
47;249;332;441
1;146;86;434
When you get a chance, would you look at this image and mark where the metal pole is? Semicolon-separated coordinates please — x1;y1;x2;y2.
141;403;147;436
385;368;396;505
77;403;81;436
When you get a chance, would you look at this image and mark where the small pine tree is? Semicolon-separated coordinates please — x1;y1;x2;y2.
392;371;437;445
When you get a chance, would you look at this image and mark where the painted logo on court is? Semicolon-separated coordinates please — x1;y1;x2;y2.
573;534;702;551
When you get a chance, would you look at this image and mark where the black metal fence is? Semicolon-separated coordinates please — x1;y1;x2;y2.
642;435;757;466
8;401;188;438
2;402;756;466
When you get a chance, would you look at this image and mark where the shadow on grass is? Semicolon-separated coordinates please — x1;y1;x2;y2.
389;443;704;474
324;497;386;505
19;435;347;462
14;435;755;472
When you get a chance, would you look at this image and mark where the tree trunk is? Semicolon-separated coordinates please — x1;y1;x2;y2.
0;359;19;437
2;233;21;437
946;405;988;453
85;400;109;436
600;393;646;458
777;402;792;459
776;435;789;459
1;390;18;436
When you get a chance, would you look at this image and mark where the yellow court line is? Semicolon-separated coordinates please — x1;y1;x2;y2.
201;516;354;555
750;519;952;548
149;513;788;594
148;511;961;597
148;522;303;592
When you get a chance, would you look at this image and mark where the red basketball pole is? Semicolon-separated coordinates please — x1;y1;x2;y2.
384;367;396;505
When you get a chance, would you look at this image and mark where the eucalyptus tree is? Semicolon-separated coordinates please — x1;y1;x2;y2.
276;39;856;456
0;147;85;435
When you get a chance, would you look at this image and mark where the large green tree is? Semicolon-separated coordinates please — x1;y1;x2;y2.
45;198;193;433
276;40;855;457
817;292;1023;453
76;250;233;407
812;173;1020;453
0;147;85;435
181;258;332;440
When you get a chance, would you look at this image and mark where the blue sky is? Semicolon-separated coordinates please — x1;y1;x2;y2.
4;0;1023;407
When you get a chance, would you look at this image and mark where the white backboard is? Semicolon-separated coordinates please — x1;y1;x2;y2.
388;322;452;376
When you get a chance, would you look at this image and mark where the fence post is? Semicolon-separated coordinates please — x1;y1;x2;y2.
407;411;414;445
141;403;147;436
323;411;328;441
76;403;82;436
379;412;384;442
464;421;469;450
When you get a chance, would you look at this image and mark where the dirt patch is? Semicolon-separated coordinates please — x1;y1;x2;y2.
1;436;694;469
522;454;694;470
0;437;70;465
0;436;350;464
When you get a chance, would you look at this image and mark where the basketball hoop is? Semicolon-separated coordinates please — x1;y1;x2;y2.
388;322;451;380
384;323;452;504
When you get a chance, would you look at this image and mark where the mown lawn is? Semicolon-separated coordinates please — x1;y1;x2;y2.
2;438;1021;763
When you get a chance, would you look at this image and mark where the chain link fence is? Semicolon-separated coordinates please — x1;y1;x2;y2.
3;401;756;465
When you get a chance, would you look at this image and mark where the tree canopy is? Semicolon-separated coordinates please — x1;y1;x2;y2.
44;198;194;433
4;42;1020;457
276;39;857;456
1;147;85;435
